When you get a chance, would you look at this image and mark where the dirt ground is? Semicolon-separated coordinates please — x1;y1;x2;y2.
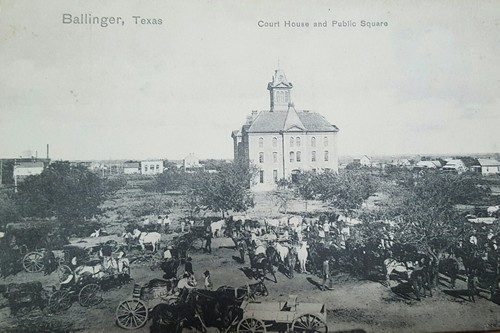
1;192;500;332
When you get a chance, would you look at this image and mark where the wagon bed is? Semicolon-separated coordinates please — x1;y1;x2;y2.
237;295;327;333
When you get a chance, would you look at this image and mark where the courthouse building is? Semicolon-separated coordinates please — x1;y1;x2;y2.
232;69;339;190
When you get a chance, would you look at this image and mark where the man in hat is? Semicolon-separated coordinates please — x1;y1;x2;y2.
203;270;213;290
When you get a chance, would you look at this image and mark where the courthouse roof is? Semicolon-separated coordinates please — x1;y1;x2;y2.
247;110;338;133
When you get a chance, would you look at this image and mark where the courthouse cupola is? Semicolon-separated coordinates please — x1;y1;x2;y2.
268;69;293;112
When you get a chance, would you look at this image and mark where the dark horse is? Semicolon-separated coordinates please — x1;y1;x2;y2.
160;258;179;280
216;280;268;304
150;289;242;333
248;246;277;282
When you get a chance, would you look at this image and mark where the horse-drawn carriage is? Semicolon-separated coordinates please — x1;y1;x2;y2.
115;278;179;330
0;220;68;276
236;295;328;333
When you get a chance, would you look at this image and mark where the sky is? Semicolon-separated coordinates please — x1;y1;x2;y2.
0;0;499;160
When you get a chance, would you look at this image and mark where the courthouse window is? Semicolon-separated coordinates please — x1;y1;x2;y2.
296;151;301;162
311;137;316;147
259;137;264;148
260;170;264;183
312;151;316;162
273;152;278;163
273;170;278;182
290;137;294;147
259;152;264;163
324;136;328;146
272;137;277;148
290;151;295;163
324;151;329;162
296;137;301;147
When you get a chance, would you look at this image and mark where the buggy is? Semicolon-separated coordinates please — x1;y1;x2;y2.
236;295;328;333
115;278;179;329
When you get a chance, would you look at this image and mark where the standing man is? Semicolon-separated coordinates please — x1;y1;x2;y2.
321;258;331;291
204;228;213;254
164;215;172;233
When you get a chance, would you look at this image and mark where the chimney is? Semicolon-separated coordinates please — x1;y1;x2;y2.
46;144;49;159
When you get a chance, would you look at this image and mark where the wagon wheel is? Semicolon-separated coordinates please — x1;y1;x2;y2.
115;299;148;329
237;318;267;333
79;283;103;307
57;265;73;283
48;290;72;313
106;240;119;253
291;314;327;333
22;251;44;272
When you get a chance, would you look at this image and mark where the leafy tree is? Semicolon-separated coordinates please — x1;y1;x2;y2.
296;169;378;217
375;170;490;284
144;168;189;193
0;191;20;229
16;161;111;234
187;161;257;217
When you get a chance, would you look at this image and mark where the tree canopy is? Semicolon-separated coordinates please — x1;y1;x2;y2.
186;161;257;217
16;161;114;226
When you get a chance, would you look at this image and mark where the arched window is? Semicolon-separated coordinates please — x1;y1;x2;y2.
324;136;328;146
324;151;329;162
290;137;294;147
311;137;316;147
273;152;278;163
259;152;264;163
259;137;264;148
311;151;316;162
284;91;289;103
272;137;278;148
296;137;301;147
296;151;301;162
290;151;295;163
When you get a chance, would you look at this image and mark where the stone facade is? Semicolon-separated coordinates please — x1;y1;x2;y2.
232;69;339;191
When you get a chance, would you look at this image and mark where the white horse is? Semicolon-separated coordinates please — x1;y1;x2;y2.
90;228;100;237
487;205;500;216
73;263;105;283
130;229;161;252
211;220;225;238
274;242;289;263
383;258;413;287
296;241;308;273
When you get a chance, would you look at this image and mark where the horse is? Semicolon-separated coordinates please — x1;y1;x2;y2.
248;247;276;282
150;289;242;333
296;241;309;274
90;228;100;237
438;258;459;289
127;229;161;252
216;280;268;304
285;246;298;278
383;258;414;287
211;220;225;238
73;262;105;283
274;242;290;263
161;258;180;280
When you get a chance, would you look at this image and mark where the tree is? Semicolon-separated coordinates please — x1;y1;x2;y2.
376;170;490;284
0;191;20;229
296;169;379;217
16;161;111;234
186;161;257;217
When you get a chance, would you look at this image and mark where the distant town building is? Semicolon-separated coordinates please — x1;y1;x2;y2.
353;155;372;167
141;160;164;175
123;161;141;174
183;154;204;173
232;69;339;190
415;160;442;169
475;158;500;175
13;161;44;179
392;158;412;167
442;159;468;174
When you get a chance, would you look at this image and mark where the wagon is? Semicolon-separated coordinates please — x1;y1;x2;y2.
48;263;132;313
236;295;327;333
115;278;179;330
